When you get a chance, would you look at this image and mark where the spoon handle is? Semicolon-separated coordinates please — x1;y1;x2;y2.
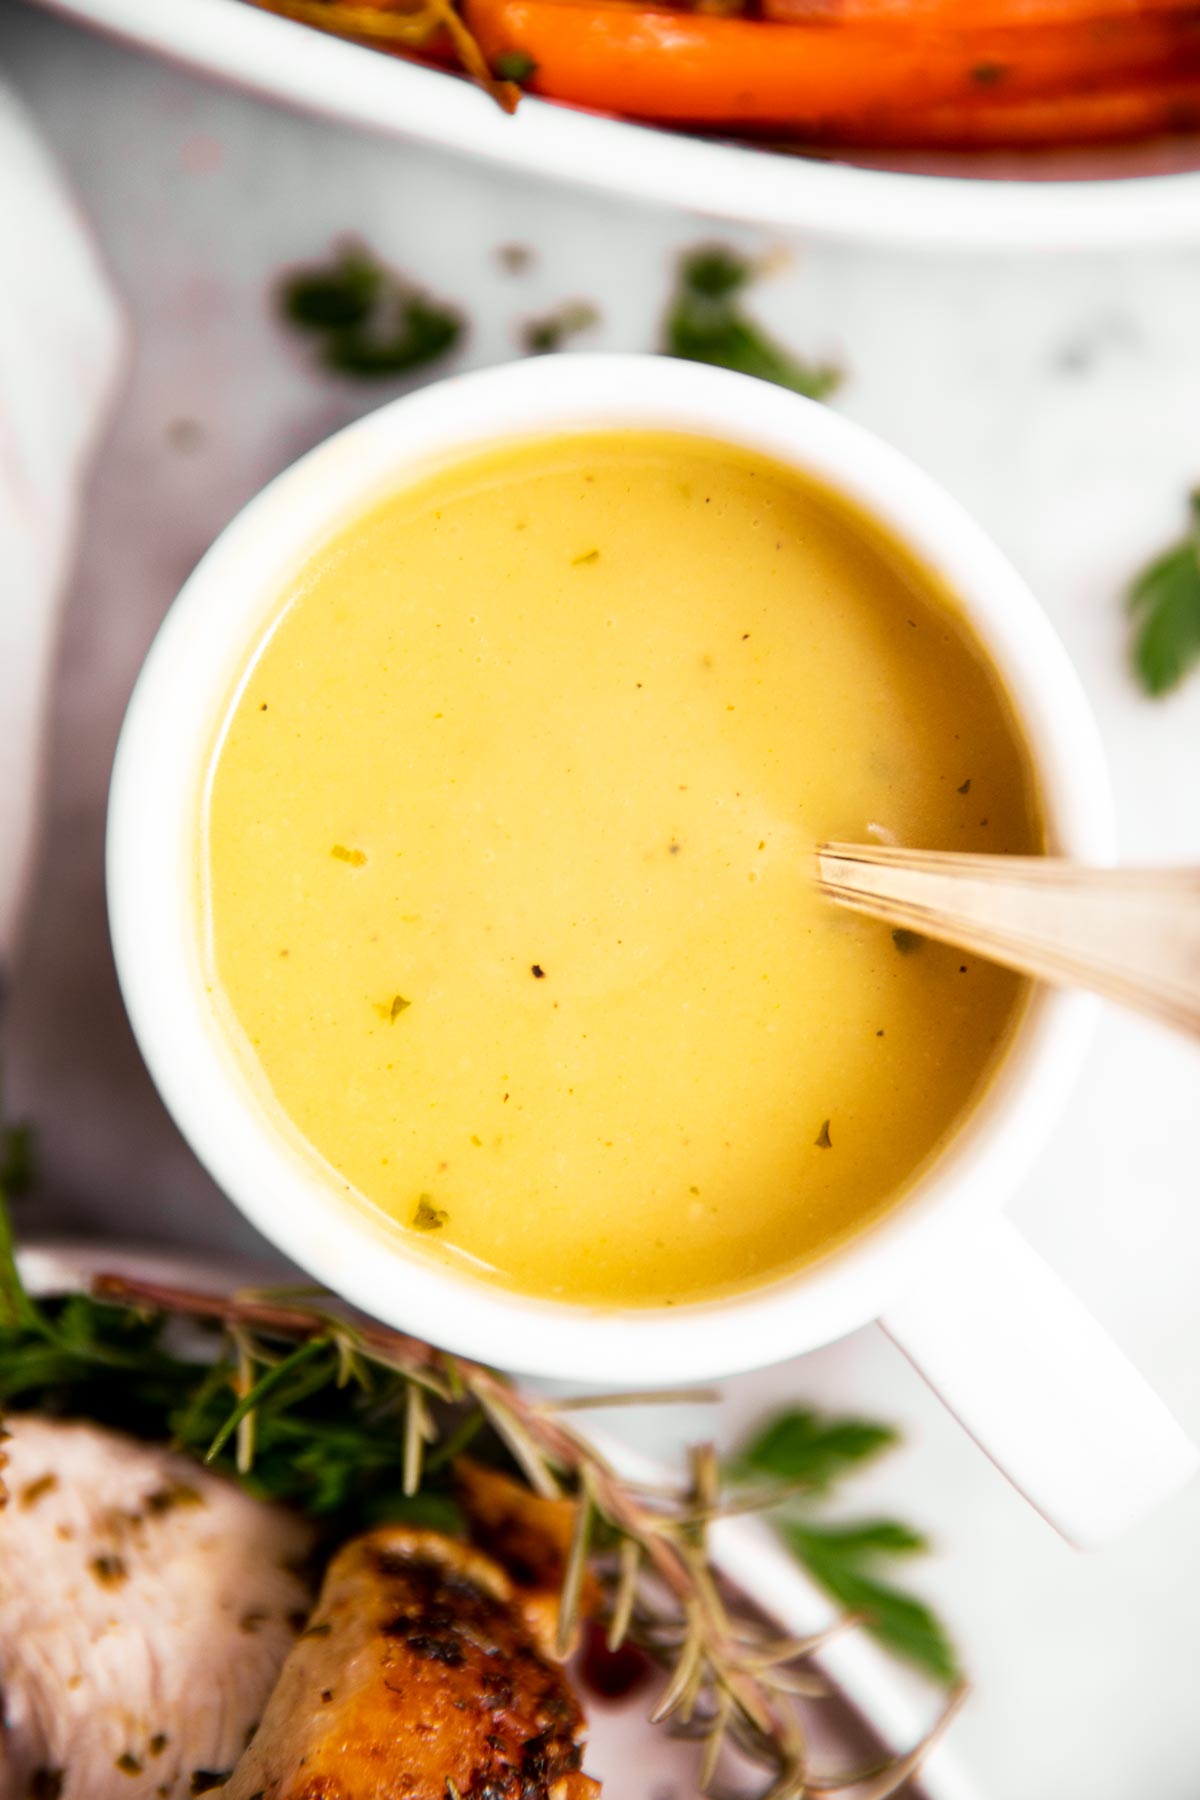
817;845;1200;1038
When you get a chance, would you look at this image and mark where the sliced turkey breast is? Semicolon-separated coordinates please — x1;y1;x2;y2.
0;1416;314;1800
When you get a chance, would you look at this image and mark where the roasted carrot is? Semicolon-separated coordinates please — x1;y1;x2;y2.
462;0;1200;125
830;71;1200;141
764;0;1200;27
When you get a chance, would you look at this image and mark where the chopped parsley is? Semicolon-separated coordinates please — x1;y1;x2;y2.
664;247;841;402
413;1195;448;1231
814;1119;832;1149
279;242;463;381
891;928;923;955
523;300;599;355
374;994;412;1022
493;50;537;83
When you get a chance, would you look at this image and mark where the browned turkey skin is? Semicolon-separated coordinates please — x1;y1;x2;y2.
222;1527;599;1800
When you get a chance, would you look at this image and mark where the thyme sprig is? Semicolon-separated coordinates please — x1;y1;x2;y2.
251;0;521;111
0;1219;962;1798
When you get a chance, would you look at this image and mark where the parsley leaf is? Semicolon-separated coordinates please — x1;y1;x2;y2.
782;1519;959;1683
734;1406;897;1491
732;1407;959;1683
281;244;382;331
279;242;463;382
664;247;841;401
1127;492;1200;697
522;301;600;356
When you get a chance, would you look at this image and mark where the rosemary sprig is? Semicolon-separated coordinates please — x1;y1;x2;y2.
0;1222;962;1798
251;0;521;111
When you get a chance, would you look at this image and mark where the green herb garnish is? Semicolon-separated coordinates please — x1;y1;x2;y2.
413;1194;448;1231
1;1120;32;1200
891;927;923;955
664;247;841;401
733;1408;959;1683
1127;491;1200;696
280;242;463;381
522;300;599;355
493;49;538;83
813;1119;832;1149
735;1405;897;1490
0;1177;961;1793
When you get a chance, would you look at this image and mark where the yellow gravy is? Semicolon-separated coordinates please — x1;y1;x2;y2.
203;431;1040;1306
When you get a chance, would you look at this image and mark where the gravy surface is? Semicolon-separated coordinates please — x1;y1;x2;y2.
204;432;1040;1305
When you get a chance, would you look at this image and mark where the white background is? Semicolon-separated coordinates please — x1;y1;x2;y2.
2;5;1200;1794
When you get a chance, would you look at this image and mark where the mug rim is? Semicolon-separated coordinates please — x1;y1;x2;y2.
107;354;1115;1383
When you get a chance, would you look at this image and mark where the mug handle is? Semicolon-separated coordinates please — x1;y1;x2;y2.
881;1214;1198;1548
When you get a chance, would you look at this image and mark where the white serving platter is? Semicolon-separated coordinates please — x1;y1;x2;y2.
18;1240;984;1800
31;0;1200;251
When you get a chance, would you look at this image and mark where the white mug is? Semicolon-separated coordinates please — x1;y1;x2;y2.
107;355;1197;1550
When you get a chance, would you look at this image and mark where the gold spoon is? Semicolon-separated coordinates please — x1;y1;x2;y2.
817;844;1200;1039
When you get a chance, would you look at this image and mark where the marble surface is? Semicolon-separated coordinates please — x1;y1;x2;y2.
3;5;1200;1795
